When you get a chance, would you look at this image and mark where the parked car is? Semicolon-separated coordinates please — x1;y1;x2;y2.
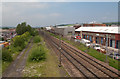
76;36;81;39
109;53;120;60
100;48;106;54
85;42;91;47
93;44;101;50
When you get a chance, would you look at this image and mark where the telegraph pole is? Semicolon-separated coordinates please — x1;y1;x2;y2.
106;34;108;63
59;34;62;67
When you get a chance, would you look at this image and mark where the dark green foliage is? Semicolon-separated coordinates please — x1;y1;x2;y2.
33;36;41;43
40;27;44;29
2;48;13;62
12;32;30;50
34;30;39;36
28;46;46;62
2;27;9;29
16;22;34;35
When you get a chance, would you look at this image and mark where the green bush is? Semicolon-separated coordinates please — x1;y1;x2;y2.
2;48;13;62
28;46;46;62
33;36;41;43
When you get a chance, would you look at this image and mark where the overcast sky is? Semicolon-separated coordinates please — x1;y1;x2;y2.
1;2;118;27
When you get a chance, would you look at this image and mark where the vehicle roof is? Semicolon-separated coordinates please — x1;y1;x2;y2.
82;39;90;42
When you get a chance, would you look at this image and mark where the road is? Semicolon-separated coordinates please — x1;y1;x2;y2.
2;38;33;77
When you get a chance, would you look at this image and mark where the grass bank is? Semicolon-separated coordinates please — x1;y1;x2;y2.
48;31;120;71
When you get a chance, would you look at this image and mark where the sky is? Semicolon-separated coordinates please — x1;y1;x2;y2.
1;2;119;27
1;0;120;2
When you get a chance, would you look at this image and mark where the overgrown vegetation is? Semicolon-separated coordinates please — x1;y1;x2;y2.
2;22;37;72
28;35;46;62
12;32;30;50
23;36;68;77
2;32;31;63
33;36;41;43
2;48;13;62
48;31;120;70
28;45;46;62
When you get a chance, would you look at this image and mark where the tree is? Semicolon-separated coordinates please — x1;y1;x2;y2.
16;22;33;35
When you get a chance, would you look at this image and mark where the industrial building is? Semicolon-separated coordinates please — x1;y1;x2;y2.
53;26;75;36
75;26;120;49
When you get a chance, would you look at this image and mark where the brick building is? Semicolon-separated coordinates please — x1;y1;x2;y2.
75;26;120;49
83;23;106;27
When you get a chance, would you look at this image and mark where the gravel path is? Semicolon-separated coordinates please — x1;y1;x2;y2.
2;38;33;77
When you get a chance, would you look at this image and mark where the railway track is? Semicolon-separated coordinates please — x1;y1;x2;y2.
40;30;120;78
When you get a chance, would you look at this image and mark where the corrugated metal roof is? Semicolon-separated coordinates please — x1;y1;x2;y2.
75;26;120;34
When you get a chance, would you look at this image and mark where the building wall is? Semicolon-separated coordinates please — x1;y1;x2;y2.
75;31;120;49
83;24;106;27
54;27;75;36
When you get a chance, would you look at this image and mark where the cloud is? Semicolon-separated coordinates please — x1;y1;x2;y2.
1;2;117;27
2;2;62;26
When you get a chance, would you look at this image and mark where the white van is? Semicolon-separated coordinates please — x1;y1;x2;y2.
81;39;91;47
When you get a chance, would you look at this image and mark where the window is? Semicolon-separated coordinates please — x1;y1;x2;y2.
110;39;112;47
83;35;85;39
112;40;115;48
68;31;72;35
87;35;88;40
89;36;92;42
96;37;99;43
116;40;120;49
83;35;86;39
101;37;103;44
116;40;118;48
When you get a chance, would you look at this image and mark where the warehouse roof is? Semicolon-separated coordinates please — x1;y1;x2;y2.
56;26;73;28
75;26;120;34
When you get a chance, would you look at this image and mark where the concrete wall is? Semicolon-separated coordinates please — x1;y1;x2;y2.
54;27;75;36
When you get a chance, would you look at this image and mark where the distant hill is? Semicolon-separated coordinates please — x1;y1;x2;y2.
0;26;15;29
103;22;120;26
